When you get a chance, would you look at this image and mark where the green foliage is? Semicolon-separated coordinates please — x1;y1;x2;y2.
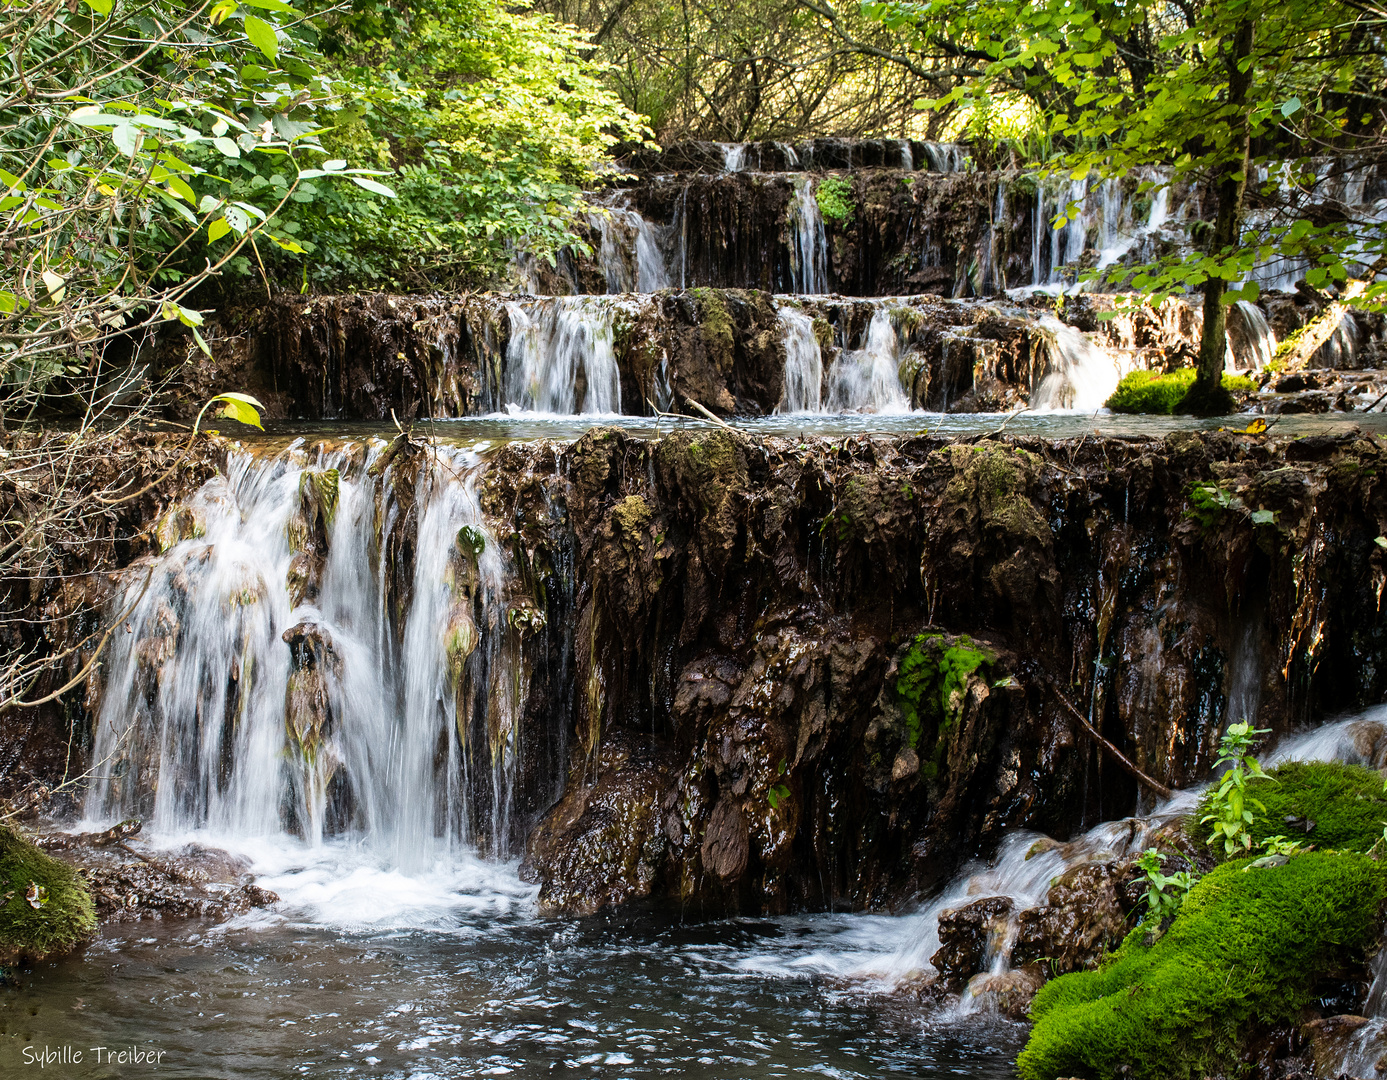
1220;760;1387;855
1133;848;1194;922
1105;369;1256;415
1018;851;1387;1080
1199;722;1273;857
895;633;992;778
0;826;96;964
815;176;855;223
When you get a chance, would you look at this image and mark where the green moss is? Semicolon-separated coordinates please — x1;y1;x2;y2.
0;826;96;965
1197;760;1387;855
944;444;1048;543
690;288;735;372
895;633;993;778
1019;851;1387;1080
815;176;854;222
1106;369;1256;414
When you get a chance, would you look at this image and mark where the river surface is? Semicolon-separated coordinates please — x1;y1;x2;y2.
3;836;1024;1079
241;409;1387;450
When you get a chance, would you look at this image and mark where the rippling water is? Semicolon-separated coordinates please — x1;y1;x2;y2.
3;837;1024;1079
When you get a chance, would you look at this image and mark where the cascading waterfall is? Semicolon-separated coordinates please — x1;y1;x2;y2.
721;143;748;172
1230;299;1279;370
775;305;824;413
1030;315;1133;411
788;176;829;295
826;308;909;412
589;204;670;294
84;445;525;865
502;297;623;414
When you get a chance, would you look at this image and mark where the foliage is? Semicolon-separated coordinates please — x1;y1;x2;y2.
0;825;96;964
1218;760;1387;855
866;0;1386;407
1105;369;1256;414
0;0;383;413
895;633;992;778
1199;722;1273;857
283;0;649;287
1133;848;1194;922
815;176;855;222
1018;851;1387;1080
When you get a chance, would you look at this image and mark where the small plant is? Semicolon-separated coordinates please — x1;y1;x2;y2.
1258;835;1306;857
815;176;854;223
1134;849;1194;921
1200;722;1274;856
767;759;790;809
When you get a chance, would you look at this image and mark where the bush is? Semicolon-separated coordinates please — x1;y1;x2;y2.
1018;851;1387;1080
1197;759;1387;855
0;826;96;965
815;176;855;222
1105;369;1256;414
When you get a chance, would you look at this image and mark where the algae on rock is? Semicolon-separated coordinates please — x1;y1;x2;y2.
0;826;97;965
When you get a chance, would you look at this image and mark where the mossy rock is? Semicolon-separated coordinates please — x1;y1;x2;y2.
894;632;994;780
0;826;96;965
1197;760;1387;855
1106;369;1255;415
1018;851;1387;1080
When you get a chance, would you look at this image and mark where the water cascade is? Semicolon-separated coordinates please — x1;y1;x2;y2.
502;297;624;414
589;203;671;294
85;446;528;862
775;305;825;412
825;308;909;412
788;176;829;295
1030;315;1133;411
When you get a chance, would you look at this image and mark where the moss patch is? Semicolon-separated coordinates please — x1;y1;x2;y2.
1018;851;1387;1080
1197;760;1387;855
0;826;96;965
815;176;854;223
1106;369;1256;414
690;288;735;374
895;633;993;779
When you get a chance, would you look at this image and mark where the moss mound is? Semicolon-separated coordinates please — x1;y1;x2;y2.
1017;851;1387;1080
0;826;96;965
1106;369;1255;414
1199;760;1387;855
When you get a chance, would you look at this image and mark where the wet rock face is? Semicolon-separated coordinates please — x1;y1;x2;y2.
931;896;1013;991
486;428;1387;916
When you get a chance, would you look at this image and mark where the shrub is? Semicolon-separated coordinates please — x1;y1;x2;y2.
0;826;96;965
1105;369;1256;414
1018;851;1387;1080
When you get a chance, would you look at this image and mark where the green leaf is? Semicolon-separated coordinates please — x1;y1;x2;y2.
83;0;113;13
349;176;397;197
192;327;212;357
212;392;265;429
1250;509;1275;526
207;217;231;243
244;15;279;60
1281;97;1303;118
213;136;241;159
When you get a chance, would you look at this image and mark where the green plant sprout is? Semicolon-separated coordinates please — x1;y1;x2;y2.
1134;848;1194;921
1200;721;1274;856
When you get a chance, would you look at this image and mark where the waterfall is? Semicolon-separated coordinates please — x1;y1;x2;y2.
502;298;623;414
826;308;909;412
84;446;523;863
1030;315;1131;411
775;305;824;413
1230;300;1278;371
788;176;828;295
721;143;748;172
588;204;670;294
922;142;969;172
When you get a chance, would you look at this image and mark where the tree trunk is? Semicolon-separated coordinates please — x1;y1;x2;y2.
1184;18;1255;416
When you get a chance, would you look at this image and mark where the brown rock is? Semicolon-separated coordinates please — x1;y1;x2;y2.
931;896;1014;991
1013;861;1127;974
701;798;750;881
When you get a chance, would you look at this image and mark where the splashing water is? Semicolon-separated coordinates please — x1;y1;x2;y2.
588;203;670;294
1030;316;1133;412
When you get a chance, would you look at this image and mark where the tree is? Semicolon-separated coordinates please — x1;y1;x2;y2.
869;0;1387;413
